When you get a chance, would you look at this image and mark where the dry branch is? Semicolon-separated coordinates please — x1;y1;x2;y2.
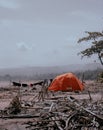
67;96;103;122
0;114;39;119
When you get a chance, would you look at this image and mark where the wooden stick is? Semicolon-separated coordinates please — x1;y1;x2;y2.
64;111;78;130
0;114;39;119
88;90;92;101
49;102;55;112
51;116;64;130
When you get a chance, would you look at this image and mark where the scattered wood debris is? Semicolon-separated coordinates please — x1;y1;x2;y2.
22;96;103;130
0;81;103;130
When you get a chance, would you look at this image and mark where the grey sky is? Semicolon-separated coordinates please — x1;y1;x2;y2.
0;0;103;68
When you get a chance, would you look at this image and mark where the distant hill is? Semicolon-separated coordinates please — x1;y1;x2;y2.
0;63;102;76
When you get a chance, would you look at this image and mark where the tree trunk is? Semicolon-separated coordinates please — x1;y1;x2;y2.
98;53;103;66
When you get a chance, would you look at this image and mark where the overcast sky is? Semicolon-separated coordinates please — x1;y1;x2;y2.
0;0;103;68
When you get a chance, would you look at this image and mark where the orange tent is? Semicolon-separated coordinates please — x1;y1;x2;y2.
48;73;84;91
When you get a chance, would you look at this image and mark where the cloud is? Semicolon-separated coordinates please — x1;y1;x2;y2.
0;0;19;9
16;42;33;52
0;19;13;28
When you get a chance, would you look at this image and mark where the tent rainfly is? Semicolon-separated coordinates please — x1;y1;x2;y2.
48;73;84;92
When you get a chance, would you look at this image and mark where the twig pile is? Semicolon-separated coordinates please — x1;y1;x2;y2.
24;96;103;130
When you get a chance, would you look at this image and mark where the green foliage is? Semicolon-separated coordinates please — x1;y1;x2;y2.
78;31;103;65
